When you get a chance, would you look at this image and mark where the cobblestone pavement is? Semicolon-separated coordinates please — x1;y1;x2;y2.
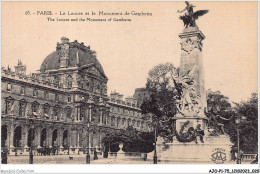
5;154;250;164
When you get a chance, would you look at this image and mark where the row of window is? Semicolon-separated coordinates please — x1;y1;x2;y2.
110;106;141;117
6;83;72;103
4;98;72;120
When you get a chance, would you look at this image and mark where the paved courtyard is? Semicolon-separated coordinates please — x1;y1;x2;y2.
3;154;251;164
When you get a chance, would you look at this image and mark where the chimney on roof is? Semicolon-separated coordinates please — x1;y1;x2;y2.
60;37;70;68
14;59;26;75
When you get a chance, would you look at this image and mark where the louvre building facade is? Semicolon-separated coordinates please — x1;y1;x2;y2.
1;37;152;155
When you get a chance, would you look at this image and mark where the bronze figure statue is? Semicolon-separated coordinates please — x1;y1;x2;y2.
177;1;209;28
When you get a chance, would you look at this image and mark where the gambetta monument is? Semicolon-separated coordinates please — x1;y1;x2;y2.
149;1;233;163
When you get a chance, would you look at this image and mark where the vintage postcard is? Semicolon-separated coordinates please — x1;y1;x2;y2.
1;1;258;173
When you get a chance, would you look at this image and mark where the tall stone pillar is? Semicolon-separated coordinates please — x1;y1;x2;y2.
36;127;41;147
99;98;104;124
9;124;14;148
2;98;6;114
87;95;94;122
178;26;207;114
59;129;64;148
99;129;102;149
49;128;53;148
22;125;28;148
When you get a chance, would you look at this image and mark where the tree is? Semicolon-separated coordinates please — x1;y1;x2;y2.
102;126;154;153
207;90;258;153
225;93;258;153
206;89;234;135
140;62;180;142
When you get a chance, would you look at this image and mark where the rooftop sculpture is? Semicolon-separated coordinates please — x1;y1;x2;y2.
177;1;209;28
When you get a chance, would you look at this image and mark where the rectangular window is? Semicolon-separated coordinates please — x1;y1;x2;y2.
68;95;71;103
7;83;12;92
21;86;25;95
66;108;71;118
33;89;38;97
44;105;50;119
32;102;39;116
55;94;59;101
44;91;48;99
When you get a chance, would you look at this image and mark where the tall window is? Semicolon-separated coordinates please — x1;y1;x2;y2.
5;98;14;114
32;102;39;116
7;83;12;92
68;95;71;103
21;86;25;95
55;94;59;101
111;116;115;126
117;117;120;127
44;91;48;99
132;120;136;127
53;107;59;120
137;120;140;127
67;75;72;89
43;104;50;119
122;118;125;125
33;89;38;97
66;107;72;119
19;100;27;117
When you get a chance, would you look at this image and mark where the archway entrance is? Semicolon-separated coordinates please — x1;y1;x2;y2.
52;129;58;147
1;125;8;147
63;130;69;148
40;128;47;147
14;126;22;147
28;128;35;147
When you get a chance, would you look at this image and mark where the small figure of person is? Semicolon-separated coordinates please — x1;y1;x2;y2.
230;147;236;161
94;148;98;160
195;124;204;143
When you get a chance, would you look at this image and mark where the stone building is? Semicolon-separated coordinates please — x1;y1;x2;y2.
1;37;151;155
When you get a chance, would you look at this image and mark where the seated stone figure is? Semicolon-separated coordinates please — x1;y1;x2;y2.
195;124;204;144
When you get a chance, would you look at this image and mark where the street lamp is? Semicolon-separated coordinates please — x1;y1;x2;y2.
29;130;34;164
235;115;241;164
153;126;157;164
86;122;90;164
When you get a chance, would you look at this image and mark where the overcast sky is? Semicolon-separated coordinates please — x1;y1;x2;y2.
2;1;258;103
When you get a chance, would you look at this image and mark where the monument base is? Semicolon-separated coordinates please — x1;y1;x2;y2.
148;134;233;163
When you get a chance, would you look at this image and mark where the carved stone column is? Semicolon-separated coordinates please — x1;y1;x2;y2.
9;124;14;148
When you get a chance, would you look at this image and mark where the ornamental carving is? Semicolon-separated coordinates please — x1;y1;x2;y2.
180;37;202;53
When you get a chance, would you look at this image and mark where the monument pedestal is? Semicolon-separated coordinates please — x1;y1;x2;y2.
148;134;233;163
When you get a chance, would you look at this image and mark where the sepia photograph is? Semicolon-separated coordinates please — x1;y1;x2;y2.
1;0;259;173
